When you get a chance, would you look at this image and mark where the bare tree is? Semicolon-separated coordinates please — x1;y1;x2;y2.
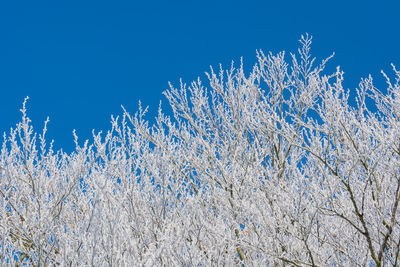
0;35;399;266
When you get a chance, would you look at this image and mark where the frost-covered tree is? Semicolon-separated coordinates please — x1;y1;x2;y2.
0;35;399;266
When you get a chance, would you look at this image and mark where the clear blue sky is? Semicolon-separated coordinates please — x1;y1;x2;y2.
1;1;399;153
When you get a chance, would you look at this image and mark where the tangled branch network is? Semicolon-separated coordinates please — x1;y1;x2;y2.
1;35;400;266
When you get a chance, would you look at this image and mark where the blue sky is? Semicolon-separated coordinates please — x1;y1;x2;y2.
1;1;399;153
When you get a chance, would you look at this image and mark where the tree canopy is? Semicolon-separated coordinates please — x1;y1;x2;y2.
1;36;399;266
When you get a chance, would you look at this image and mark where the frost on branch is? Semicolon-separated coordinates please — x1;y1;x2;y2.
0;35;399;266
